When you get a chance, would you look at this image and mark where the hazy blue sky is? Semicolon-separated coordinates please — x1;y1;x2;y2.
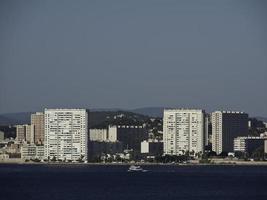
0;0;266;116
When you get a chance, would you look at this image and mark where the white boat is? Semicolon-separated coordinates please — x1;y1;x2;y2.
127;165;148;172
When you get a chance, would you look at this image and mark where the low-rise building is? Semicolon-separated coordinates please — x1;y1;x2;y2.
141;140;163;157
87;141;123;161
0;153;9;160
21;144;45;160
89;129;108;141
108;125;148;153
234;136;265;155
6;143;21;154
260;132;267;138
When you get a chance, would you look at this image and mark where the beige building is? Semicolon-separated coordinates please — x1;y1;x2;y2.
21;144;45;160
6;143;21;154
16;125;26;142
0;131;4;141
25;124;34;144
89;129;108;141
16;124;34;143
31;112;45;144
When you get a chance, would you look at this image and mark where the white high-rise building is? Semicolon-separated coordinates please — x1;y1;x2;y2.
211;111;248;155
163;109;207;155
44;109;88;161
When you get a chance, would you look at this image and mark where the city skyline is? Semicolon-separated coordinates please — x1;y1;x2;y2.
1;1;267;199
0;106;264;119
1;0;267;116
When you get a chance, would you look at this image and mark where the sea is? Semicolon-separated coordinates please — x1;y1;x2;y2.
1;164;267;200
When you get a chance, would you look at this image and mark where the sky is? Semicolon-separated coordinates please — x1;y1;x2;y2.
0;0;266;116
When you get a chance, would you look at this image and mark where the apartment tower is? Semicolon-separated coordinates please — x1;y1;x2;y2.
44;109;89;161
31;112;45;144
163;109;207;155
211;111;248;154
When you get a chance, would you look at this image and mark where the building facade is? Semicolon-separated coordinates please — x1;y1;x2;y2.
21;144;45;160
16;125;26;142
44;109;89;161
31;112;45;144
87;141;123;161
25;124;34;144
212;111;248;154
163;109;207;155
108;125;148;153
89;129;108;142
141;139;163;157
234;136;265;155
0;131;4;141
16;124;34;143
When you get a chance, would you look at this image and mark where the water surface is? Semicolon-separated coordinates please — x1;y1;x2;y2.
1;164;267;200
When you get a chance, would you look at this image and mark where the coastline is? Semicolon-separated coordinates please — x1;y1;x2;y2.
1;159;267;166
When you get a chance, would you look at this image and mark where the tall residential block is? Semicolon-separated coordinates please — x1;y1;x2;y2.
211;111;248;154
0;131;4;141
25;124;34;144
16;125;26;142
163;109;207;155
44;109;89;161
31;112;45;144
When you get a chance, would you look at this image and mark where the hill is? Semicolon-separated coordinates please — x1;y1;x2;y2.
1;109;265;127
89;111;150;128
0;110;151;128
255;117;267;123
131;107;165;118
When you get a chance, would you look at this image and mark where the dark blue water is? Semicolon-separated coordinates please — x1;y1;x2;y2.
1;164;267;200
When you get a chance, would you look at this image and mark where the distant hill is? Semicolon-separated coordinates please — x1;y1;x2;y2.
255;117;267;123
90;108;122;112
89;110;150;128
131;107;165;118
0;110;151;127
1;109;265;126
92;107;165;118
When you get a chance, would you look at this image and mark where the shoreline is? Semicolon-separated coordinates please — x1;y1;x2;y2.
1;159;267;166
